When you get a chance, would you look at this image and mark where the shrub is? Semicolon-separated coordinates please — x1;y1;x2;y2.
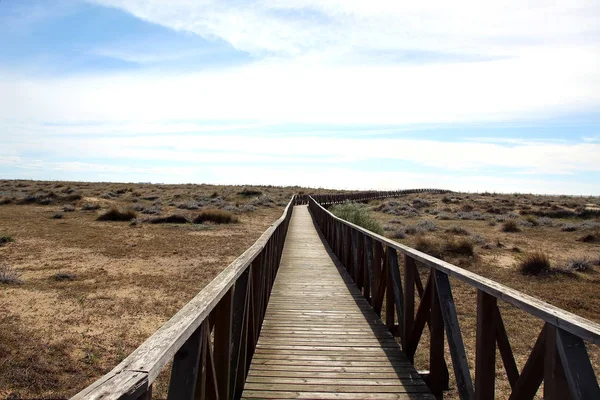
239;188;262;197
470;234;486;245
193;209;238;224
578;233;599;243
525;215;539;226
97;207;137;222
565;258;592;272
0;197;12;205
443;238;475;256
63;204;75;212
392;229;406;239
52;272;76;281
330;203;384;235
456;211;486;220
561;224;578;232
82;203;101;211
436;212;452;220
404;226;422;235
176;201;200;210
52;213;63;219
0;263;22;284
415;237;444;259
501;220;520;232
519;252;551;275
148;214;190;224
538;217;554;226
0;235;14;246
412;198;430;209
445;226;470;235
416;220;437;232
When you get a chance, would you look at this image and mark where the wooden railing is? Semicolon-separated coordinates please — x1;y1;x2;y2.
74;197;295;400
294;189;450;206
308;196;600;400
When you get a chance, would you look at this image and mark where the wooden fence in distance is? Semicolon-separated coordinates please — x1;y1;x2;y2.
308;196;600;400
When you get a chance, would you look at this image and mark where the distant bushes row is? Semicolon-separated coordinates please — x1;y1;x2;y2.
96;207;238;224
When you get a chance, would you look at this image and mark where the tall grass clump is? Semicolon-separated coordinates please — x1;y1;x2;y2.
330;202;383;235
501;220;520;232
519;251;551;275
0;263;22;284
97;207;137;221
193;209;238;224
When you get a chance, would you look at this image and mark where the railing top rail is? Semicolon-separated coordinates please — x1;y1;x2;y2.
74;195;296;399
309;196;600;344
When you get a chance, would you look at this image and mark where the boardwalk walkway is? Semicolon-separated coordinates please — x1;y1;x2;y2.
242;206;434;399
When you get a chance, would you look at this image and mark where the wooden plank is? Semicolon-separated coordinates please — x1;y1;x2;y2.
475;290;497;400
242;391;436;399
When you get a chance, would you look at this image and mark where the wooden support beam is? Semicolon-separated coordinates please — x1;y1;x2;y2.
167;323;205;400
213;287;234;399
429;270;445;399
544;324;571;400
556;327;600;400
495;306;519;389
434;270;474;400
403;255;416;352
475;290;497;400
508;325;547;400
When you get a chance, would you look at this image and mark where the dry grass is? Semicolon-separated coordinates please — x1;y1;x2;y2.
0;179;346;398
370;191;600;399
193;209;238;224
97;207;137;221
519;251;551;275
501;220;520;232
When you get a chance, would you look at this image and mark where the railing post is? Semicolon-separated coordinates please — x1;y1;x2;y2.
213;287;234;398
429;268;446;399
544;325;571;400
166;322;205;400
403;255;416;353
475;290;497;400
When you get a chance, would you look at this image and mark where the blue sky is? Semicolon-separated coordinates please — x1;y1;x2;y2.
1;0;600;194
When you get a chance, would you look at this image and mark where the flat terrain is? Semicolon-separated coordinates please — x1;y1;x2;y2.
366;192;600;398
0;180;338;399
1;183;599;399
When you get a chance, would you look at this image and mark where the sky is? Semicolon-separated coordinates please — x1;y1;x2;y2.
1;0;599;194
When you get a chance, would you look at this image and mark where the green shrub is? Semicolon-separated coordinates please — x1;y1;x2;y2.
501;220;520;232
525;215;539;226
519;252;551;275
0;235;14;246
193;209;238;224
97;207;137;221
330;203;383;235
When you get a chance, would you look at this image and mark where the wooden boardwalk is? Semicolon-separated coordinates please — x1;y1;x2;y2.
242;206;434;399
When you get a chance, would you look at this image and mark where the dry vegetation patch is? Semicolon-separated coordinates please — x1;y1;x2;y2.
0;179;344;398
366;191;600;398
